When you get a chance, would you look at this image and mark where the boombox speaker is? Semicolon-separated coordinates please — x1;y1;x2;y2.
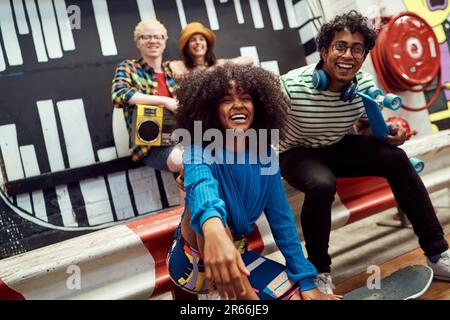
131;104;176;146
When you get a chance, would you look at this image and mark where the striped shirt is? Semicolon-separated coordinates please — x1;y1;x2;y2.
111;58;177;161
279;64;375;153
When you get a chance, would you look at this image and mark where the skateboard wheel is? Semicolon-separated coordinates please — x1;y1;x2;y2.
366;87;383;100
409;157;425;173
383;94;402;110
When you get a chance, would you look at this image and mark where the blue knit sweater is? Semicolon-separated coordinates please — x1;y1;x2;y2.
183;145;318;291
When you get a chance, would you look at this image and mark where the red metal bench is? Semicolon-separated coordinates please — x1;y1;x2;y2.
0;131;449;300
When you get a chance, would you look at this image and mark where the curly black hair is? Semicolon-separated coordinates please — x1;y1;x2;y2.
316;10;377;58
174;64;288;142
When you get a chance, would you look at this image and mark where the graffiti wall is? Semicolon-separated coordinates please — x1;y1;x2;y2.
0;0;324;259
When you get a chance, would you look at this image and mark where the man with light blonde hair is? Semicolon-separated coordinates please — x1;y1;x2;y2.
133;19;168;42
112;19;182;173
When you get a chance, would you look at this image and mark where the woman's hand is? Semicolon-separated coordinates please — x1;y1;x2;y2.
176;167;185;192
202;218;250;300
300;288;343;300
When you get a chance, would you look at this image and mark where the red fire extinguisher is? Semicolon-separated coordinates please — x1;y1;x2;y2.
371;12;442;112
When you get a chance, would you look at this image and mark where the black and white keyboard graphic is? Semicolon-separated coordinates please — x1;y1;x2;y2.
0;0;324;232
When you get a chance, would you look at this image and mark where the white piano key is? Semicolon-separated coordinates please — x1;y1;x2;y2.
57;99;113;225
176;0;187;28
306;51;320;65
219;0;228;2
37;100;77;226
56;185;78;227
233;0;244;24
54;0;76;51
249;0;264;29
266;0;283;30
112;108;131;158
160;170;181;207
16;194;32;213
128;167;162;215
97;147;117;162
136;0;156;20
37;100;65;171
0;124;25;181
0;125;32;213
19;145;48;222
293;0;310;26
284;0;299;28
299;21;317;45
0;0;23;65
0;41;6;71
260;60;280;75
305;0;324;33
31;190;48;221
78;176;115;225
97;147;134;221
19;145;40;177
13;0;30;34
205;0;220;30
91;0;117;56
56;99;95;167
37;0;63;59
240;46;260;66
307;0;323;18
25;0;48;62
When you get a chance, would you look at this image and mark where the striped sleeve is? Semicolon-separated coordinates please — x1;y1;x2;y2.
280;75;291;99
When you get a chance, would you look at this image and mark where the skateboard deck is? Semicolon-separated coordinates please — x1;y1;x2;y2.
344;265;433;300
357;91;391;142
357;89;425;173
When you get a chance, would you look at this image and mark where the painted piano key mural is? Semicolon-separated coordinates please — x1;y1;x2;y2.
0;0;324;259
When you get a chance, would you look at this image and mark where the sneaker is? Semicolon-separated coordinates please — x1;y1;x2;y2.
427;250;450;281
314;272;336;294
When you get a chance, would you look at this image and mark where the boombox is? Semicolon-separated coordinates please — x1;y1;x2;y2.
131;104;176;146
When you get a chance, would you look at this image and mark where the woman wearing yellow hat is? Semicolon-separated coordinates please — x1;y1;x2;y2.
169;22;253;76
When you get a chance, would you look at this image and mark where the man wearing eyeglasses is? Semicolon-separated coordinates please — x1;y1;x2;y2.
279;10;450;294
112;19;182;172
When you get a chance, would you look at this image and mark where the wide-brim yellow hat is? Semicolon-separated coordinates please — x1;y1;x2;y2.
178;22;216;53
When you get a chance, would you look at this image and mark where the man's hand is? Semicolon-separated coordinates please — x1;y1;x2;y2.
386;122;407;146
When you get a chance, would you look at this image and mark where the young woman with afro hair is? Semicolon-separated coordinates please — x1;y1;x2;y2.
166;63;342;301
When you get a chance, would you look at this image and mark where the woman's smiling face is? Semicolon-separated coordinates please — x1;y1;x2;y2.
218;83;254;132
188;34;208;59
